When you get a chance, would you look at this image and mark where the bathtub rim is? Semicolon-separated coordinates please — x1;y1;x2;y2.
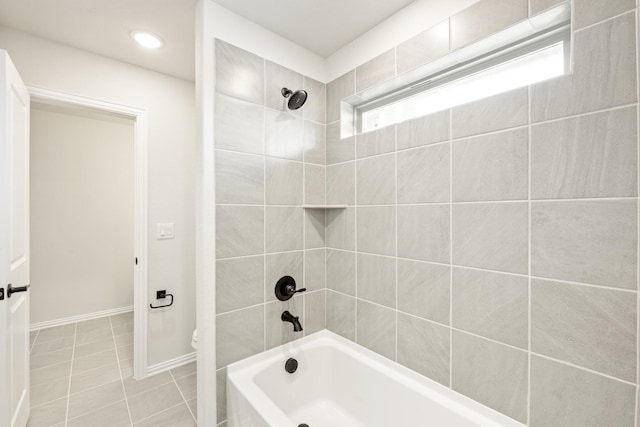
226;329;526;427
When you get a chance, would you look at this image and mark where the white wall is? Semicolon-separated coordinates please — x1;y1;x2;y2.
0;26;197;366
30;104;134;325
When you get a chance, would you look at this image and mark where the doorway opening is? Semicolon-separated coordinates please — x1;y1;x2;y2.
26;86;148;383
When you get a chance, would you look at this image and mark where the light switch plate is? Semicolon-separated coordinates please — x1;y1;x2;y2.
157;223;175;240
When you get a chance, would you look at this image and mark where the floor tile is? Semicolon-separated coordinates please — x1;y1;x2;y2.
123;371;173;398
127;382;184;423
67;380;125;419
30;377;69;406
66;400;131;427
73;338;115;359
36;325;76;342
133;403;196;427
70;363;121;394
31;347;73;370
175;373;197;401
30;361;71;386
170;362;196;380
27;397;67;427
31;336;75;355
72;349;118;374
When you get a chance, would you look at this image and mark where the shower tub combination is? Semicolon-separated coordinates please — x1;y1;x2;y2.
227;330;525;427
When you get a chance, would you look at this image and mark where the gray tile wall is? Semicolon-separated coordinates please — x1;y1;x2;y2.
214;39;327;425
324;1;639;426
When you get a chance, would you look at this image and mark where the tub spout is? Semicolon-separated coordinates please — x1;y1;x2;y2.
281;310;303;332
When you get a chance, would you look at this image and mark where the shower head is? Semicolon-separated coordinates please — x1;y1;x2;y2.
281;87;308;110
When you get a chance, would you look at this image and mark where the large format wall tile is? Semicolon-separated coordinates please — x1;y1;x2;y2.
397;205;450;263
531;279;637;382
452;332;528;423
216;256;264;313
531;200;637;289
305;249;326;293
304;164;326;205
356;300;396;360
452;268;528;348
452;88;528;139
398;144;450;204
216;206;264;259
305;209;325;249
574;0;635;30
453;129;528;202
356;49;396;92
397;110;450;150
305;290;327;334
215;150;264;204
327;71;355;123
529;0;564;15
326;291;356;340
397;314;450;386
326;122;355;164
452;203;528;274
531;13;637;122
327;162;355;205
215;94;264;155
357;253;396;308
265;207;304;253
216;305;264;368
265;157;303;205
396;21;450;75
356;126;395;159
303;121;326;165
326;208;356;251
327;249;356;295
530;356;635;427
215;40;264;105
397;260;450;324
303;77;326;124
531;107;638;199
450;0;528;51
356;154;396;205
265;109;304;161
265;61;303;115
357;207;396;256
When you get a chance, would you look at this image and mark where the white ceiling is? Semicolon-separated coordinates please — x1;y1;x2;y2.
209;0;417;57
0;0;418;81
0;0;198;81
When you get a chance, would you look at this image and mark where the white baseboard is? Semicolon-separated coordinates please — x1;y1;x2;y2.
30;306;134;331
146;352;197;378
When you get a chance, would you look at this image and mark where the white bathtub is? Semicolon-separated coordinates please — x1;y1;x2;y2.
227;330;525;427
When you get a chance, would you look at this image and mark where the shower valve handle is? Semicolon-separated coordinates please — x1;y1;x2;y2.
275;276;305;301
285;284;306;296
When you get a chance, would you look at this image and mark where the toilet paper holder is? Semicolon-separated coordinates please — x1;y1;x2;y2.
150;290;174;309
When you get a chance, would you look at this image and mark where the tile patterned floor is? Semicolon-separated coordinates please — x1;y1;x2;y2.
28;313;197;427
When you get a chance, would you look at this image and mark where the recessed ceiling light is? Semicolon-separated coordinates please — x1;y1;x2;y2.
131;31;164;49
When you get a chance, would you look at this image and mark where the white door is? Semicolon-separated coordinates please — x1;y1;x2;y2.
0;50;31;427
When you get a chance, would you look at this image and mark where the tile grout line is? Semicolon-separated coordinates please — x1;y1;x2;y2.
29;329;40;353
449;106;454;390
322;248;640;295
262;58;268;356
527;80;533;426
63;322;78;427
109;316;134;426
394;123;399;362
169;370;197;422
635;4;640;427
